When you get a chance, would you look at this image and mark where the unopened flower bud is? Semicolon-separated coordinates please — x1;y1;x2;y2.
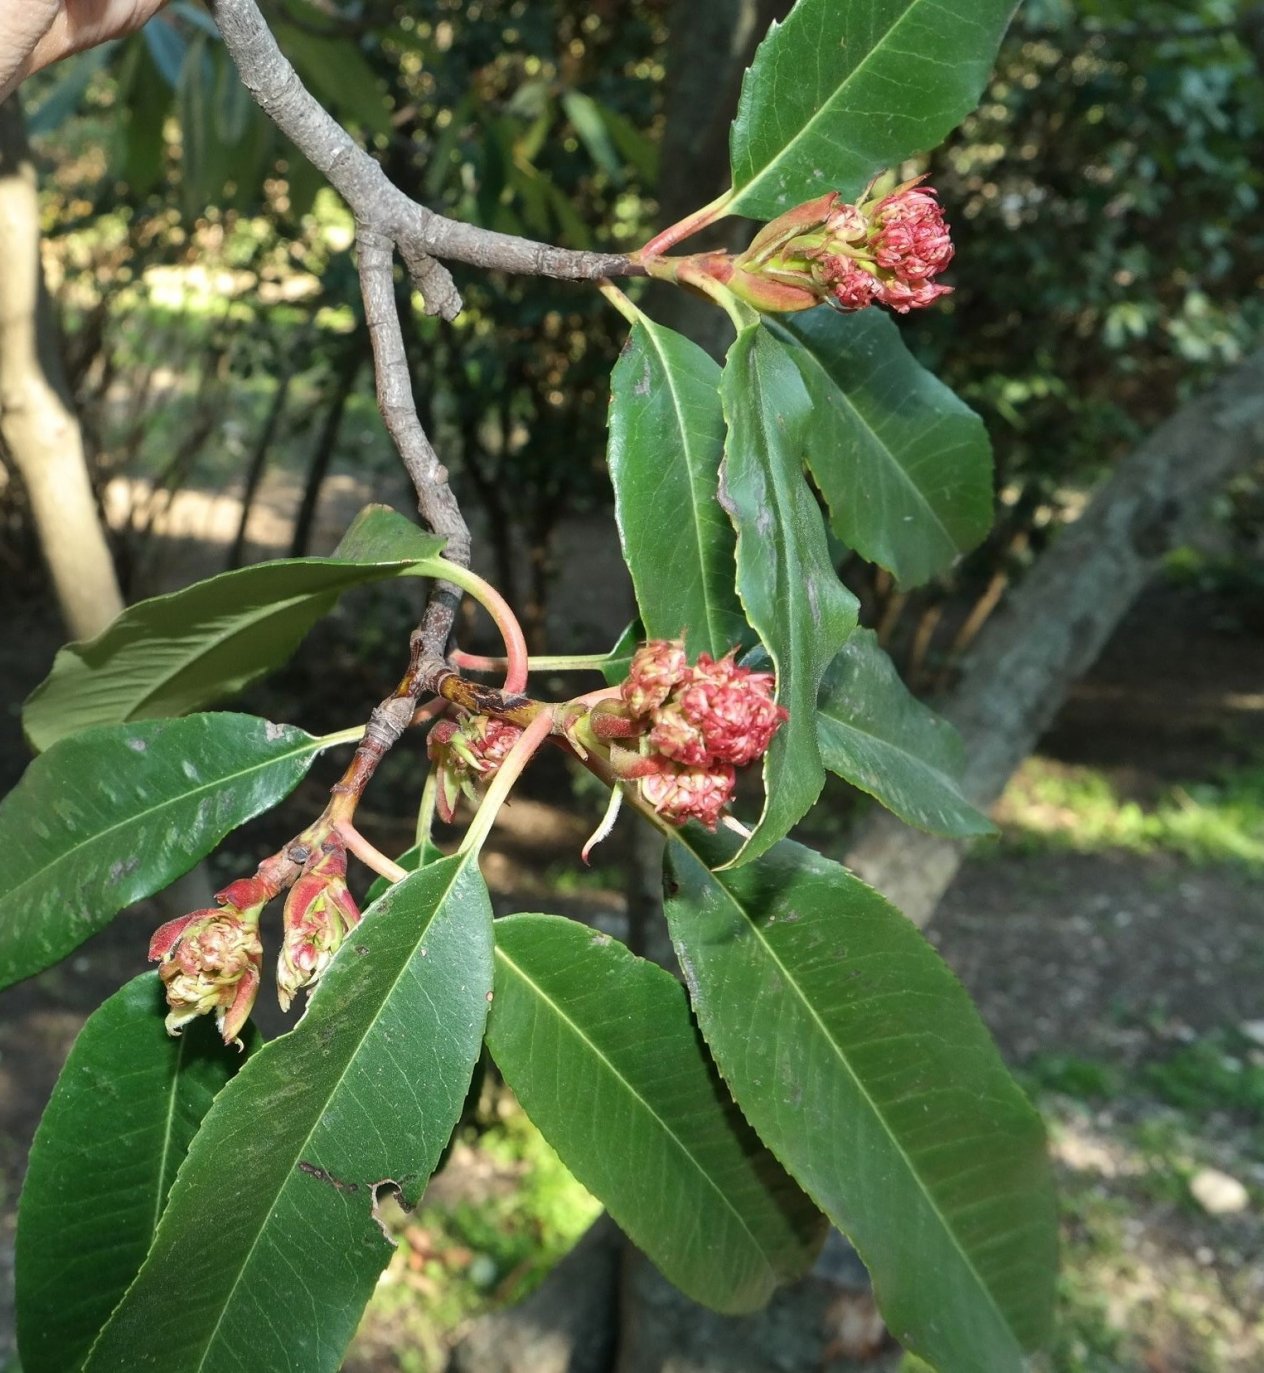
724;174;955;317
622;639;688;717
673;652;787;768
640;761;736;830
276;838;361;1012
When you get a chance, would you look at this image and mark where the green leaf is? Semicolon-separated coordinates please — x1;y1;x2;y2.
363;837;445;905
23;505;444;751
768;310;994;587
486;914;824;1313
15;975;256;1373
561;90;625;183
728;0;1016;218
84;856;494;1373
720;325;858;863
274;18;393;139
664;829;1058;1373
817;629;992;837
608;320;748;659
0;714;327;991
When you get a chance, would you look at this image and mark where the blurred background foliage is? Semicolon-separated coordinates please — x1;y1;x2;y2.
2;0;1262;657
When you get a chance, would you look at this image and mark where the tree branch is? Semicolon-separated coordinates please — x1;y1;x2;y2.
208;0;642;322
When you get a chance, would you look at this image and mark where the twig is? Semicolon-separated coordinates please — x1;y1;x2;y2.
208;0;642;322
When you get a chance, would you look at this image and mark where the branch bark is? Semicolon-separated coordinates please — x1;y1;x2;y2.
208;0;640;323
846;351;1264;926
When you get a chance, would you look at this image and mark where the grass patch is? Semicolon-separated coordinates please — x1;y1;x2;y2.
998;758;1264;867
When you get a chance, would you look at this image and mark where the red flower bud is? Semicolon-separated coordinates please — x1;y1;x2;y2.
640;760;736;830
622;639;689;717
276;838;362;1012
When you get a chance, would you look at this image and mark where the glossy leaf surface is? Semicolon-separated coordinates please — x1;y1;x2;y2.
16;975;256;1373
23;505;444;751
769;310;993;587
729;0;1016;217
84;856;493;1373
817;629;992;837
720;326;858;863
0;715;324;991
608;319;748;658
664;829;1058;1372
487;914;824;1313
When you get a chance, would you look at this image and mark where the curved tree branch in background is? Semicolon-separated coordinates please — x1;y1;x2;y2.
0;96;122;641
846;351;1264;927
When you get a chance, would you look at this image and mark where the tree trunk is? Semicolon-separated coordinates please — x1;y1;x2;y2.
0;96;123;640
845;350;1264;927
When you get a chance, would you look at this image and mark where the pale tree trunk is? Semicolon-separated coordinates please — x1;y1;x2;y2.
0;96;123;640
846;350;1264;926
0;97;212;910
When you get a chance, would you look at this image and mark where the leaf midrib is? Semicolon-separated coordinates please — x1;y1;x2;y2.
734;0;920;204
493;943;775;1268
675;832;1023;1360
1;724;320;940
188;857;475;1371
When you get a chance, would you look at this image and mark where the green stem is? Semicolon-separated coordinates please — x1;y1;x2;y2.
415;769;438;850
598;278;641;326
318;724;368;750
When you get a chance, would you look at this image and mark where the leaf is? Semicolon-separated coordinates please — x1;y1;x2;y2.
664;829;1058;1373
817;629;992;837
486;914;824;1312
23;506;444;751
15;975;257;1373
363;838;446;905
84;856;494;1373
25;47;112;136
728;0;1017;218
0;714;327;991
768;310;994;586
561;90;625;183
274;19;393;139
142;14;188;88
608;320;748;659
719;325;858;863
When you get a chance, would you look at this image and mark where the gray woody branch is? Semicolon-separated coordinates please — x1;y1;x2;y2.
208;0;639;672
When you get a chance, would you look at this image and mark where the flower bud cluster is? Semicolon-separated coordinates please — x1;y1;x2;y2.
427;713;525;824
611;640;787;830
727;175;954;315
149;837;364;1044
